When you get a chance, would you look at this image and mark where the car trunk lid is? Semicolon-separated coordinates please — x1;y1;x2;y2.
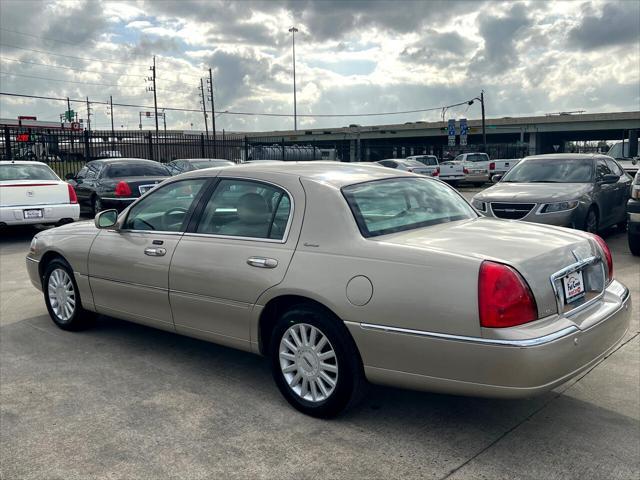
103;176;168;198
378;217;606;322
0;180;69;207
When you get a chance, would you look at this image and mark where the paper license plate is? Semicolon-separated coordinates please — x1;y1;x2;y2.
562;270;585;304
23;209;43;219
139;185;155;194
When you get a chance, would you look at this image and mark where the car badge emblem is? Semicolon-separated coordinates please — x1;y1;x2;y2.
26;190;34;197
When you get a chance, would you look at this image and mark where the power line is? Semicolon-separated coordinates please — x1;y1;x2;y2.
0;43;149;67
0;26;92;47
0;91;479;118
0;56;148;78
0;71;144;89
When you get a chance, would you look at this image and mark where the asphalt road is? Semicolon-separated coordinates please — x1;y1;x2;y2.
1;191;639;480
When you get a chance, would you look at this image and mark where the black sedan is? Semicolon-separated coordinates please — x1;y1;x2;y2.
166;158;234;175
66;158;170;214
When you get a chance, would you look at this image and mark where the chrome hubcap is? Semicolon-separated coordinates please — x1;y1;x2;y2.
279;323;338;403
47;269;76;322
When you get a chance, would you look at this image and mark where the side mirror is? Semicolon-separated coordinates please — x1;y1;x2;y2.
600;174;619;184
492;174;503;183
95;209;118;229
65;172;75;180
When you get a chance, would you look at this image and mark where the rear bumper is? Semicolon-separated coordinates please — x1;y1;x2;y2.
346;280;631;398
99;197;136;212
0;204;79;226
463;172;490;183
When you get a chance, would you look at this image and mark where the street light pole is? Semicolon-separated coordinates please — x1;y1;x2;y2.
288;26;298;131
480;90;486;152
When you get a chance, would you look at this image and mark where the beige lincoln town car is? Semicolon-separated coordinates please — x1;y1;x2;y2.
26;162;631;418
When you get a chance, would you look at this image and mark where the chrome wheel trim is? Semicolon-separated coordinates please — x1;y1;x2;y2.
279;323;338;403
47;268;76;322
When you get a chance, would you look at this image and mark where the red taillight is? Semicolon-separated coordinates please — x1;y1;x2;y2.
478;261;538;328
489;162;495;171
463;167;469;174
592;234;613;282
431;167;440;177
115;181;132;197
67;183;78;204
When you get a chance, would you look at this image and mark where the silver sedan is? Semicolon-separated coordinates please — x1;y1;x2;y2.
26;162;631;418
472;154;632;233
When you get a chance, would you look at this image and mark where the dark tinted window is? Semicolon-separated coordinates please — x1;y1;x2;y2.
467;154;489;162
502;158;594;183
605;158;624;177
342;178;476;237
414;156;438;166
196;179;291;240
103;162;169;178
0;163;59;181
595;159;612;180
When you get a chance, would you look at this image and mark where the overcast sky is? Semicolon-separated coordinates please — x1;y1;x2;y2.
0;0;638;132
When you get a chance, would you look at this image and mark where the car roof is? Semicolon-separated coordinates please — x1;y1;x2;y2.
88;158;162;164
180;160;412;188
175;158;232;162
522;153;604;161
0;160;48;165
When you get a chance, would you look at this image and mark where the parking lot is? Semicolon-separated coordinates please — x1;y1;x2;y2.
1;185;638;480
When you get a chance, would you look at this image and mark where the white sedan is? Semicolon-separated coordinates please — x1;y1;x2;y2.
0;161;80;227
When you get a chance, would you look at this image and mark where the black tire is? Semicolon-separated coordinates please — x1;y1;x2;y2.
269;305;366;418
92;196;103;216
43;258;94;331
583;207;599;233
629;232;640;256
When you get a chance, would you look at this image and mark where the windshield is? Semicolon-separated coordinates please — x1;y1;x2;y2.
0;163;59;181
342;177;476;237
502;158;594;183
103;162;169;178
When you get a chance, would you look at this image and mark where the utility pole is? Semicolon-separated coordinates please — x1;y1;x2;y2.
162;109;167;137
200;78;209;139
480;90;486;152
148;56;159;139
288;26;298;131
85;96;91;132
208;68;216;146
66;97;71;122
109;95;115;138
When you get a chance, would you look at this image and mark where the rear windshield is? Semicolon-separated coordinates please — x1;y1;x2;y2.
413;156;438;166
190;160;232;169
342;177;476;237
0;163;59;181
103;162;169;178
502;158;594;183
466;154;489;162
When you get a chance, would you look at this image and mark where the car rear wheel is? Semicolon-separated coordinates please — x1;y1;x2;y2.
584;208;599;233
270;305;365;418
629;231;640;256
91;196;104;216
43;259;94;331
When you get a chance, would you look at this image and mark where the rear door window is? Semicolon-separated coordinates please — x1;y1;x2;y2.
196;179;292;240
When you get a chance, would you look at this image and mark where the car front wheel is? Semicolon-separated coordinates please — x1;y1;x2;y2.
270;305;365;418
584;208;599;233
43;259;94;331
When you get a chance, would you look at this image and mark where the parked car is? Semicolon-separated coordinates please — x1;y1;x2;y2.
66;158;170;214
489;158;521;179
472;154;631;233
376;158;438;177
167;158;234;175
607;141;639;175
27;162;630;418
453;152;491;185
0;160;79;227
404;155;466;184
627;170;640;255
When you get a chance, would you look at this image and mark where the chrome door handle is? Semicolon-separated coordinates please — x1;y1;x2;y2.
144;247;166;256
247;257;278;268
